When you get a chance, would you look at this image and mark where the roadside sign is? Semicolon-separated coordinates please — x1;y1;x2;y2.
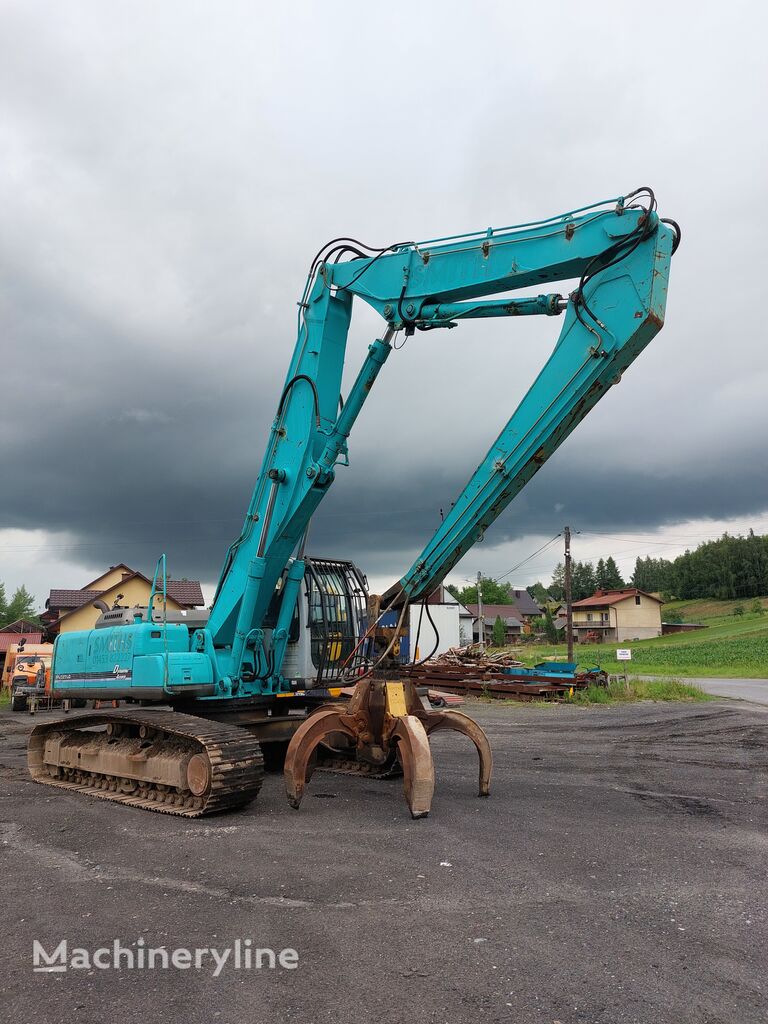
616;648;632;661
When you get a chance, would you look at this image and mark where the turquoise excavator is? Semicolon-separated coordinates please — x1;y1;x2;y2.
27;188;679;819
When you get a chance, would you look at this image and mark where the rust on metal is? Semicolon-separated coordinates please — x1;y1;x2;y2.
423;710;492;797
283;677;492;819
392;715;434;817
28;709;264;817
284;706;355;809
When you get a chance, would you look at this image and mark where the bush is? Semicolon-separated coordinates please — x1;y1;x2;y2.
733;605;745;616
751;599;765;615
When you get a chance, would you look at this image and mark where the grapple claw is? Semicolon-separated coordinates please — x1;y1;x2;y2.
423;710;493;797
283;707;355;809
392;715;435;818
283;677;492;819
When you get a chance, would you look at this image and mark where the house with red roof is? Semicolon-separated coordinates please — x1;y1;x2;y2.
571;588;663;643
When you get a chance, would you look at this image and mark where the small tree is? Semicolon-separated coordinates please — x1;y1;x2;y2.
4;585;37;625
528;582;551;606
751;598;764;615
492;615;506;647
603;556;625;589
448;578;515;608
571;561;597;601
549;562;565;602
543;605;560;643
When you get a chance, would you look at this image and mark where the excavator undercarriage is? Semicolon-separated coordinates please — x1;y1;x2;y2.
28;710;264;817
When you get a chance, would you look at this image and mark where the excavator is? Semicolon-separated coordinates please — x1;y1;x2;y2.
27;187;679;819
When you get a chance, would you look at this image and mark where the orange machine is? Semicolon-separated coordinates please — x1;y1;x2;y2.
3;643;53;711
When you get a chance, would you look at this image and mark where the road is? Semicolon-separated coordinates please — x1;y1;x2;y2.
692;677;768;704
638;676;768;705
1;699;767;1024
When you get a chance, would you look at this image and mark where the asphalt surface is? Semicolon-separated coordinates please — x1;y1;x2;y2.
1;699;767;1024
692;678;768;705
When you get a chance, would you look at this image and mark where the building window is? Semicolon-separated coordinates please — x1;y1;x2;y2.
586;613;593;622
635;595;641;605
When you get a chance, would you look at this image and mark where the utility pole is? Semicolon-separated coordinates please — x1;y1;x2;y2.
564;525;573;662
477;570;485;652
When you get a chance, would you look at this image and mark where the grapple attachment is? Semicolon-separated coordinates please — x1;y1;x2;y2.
284;677;492;818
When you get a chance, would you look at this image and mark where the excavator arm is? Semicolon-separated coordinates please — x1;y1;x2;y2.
207;188;677;689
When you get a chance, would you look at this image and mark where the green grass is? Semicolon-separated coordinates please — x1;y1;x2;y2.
0;688;10;707
567;677;714;705
662;595;768;620
492;599;768;678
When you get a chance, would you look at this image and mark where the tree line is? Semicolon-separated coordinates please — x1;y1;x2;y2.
528;530;768;604
531;556;625;603
0;583;39;628
630;531;768;600
448;557;627;608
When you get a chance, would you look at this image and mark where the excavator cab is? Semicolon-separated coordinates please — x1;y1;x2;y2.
269;556;370;689
305;558;369;684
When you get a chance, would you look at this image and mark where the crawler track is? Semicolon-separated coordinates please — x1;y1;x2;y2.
27;709;264;817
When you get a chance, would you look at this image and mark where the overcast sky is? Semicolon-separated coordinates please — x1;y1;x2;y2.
2;0;767;607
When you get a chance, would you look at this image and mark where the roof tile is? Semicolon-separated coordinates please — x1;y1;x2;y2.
509;589;542;616
465;604;524;623
166;581;205;607
47;578;205;613
572;588;662;608
48;589;100;609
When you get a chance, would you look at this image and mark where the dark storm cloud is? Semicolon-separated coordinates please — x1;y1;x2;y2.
2;1;767;590
306;440;768;579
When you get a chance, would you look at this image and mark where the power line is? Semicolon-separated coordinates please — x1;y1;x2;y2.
577;529;729;548
491;533;563;583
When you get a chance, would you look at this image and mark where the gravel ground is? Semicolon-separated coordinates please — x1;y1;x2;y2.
1;699;766;1024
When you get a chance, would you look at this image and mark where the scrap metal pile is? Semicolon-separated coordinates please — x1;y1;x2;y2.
406;646;607;702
